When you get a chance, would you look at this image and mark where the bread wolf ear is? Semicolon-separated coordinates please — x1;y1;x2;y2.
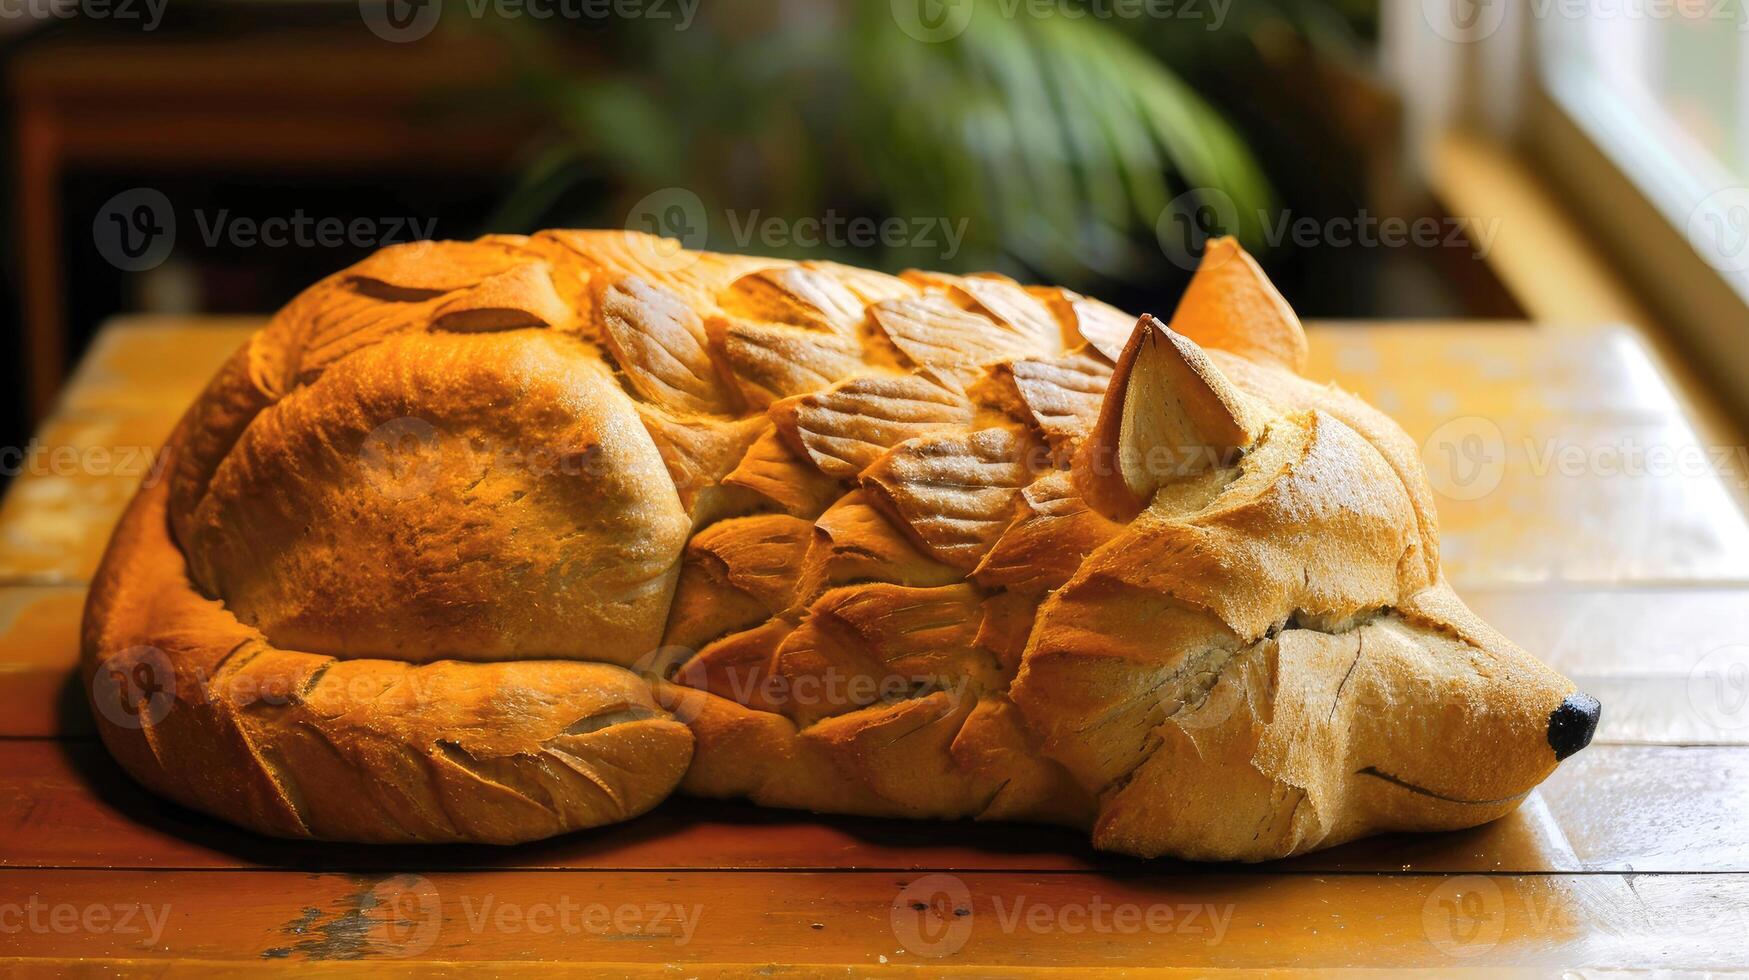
1170;237;1307;373
1074;315;1261;520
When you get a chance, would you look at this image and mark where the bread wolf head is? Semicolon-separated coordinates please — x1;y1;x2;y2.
1012;239;1599;858
83;231;1596;861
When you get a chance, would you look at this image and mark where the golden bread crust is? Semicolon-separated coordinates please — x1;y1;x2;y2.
83;231;1585;858
85;477;693;843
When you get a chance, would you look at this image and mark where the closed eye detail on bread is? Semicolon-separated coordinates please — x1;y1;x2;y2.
82;232;1596;860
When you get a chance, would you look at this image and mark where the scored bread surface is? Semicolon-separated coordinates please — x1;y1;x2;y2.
81;231;1586;860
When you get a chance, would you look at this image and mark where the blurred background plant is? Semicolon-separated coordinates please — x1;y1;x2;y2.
475;0;1400;312
0;0;1516;459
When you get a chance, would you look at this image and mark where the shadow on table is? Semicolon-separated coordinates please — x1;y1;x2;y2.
52;671;1575;876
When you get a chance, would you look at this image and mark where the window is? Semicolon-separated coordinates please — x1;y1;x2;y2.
1540;1;1749;279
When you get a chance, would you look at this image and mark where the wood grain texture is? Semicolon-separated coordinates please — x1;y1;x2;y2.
0;321;251;586
1537;745;1749;872
2;868;1743;970
3;316;1747;972
0;586;89;737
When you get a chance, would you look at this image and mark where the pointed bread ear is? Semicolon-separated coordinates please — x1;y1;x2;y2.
1170;237;1308;373
1074;315;1261;520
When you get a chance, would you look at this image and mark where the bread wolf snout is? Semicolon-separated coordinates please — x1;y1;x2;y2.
1062;595;1597;860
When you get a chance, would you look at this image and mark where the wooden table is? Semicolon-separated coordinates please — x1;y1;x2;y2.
5;317;1749;974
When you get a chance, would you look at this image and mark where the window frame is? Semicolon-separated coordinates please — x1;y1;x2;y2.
1399;0;1749;422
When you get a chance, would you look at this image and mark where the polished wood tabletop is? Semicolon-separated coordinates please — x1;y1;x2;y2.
4;317;1748;974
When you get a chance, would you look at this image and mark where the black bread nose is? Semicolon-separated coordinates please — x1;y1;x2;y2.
1547;692;1601;761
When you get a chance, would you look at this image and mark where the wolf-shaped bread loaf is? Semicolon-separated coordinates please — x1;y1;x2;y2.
82;231;1599;861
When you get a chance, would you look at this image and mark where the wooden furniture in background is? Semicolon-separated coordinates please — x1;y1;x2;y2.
8;31;532;423
2;317;1748;971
